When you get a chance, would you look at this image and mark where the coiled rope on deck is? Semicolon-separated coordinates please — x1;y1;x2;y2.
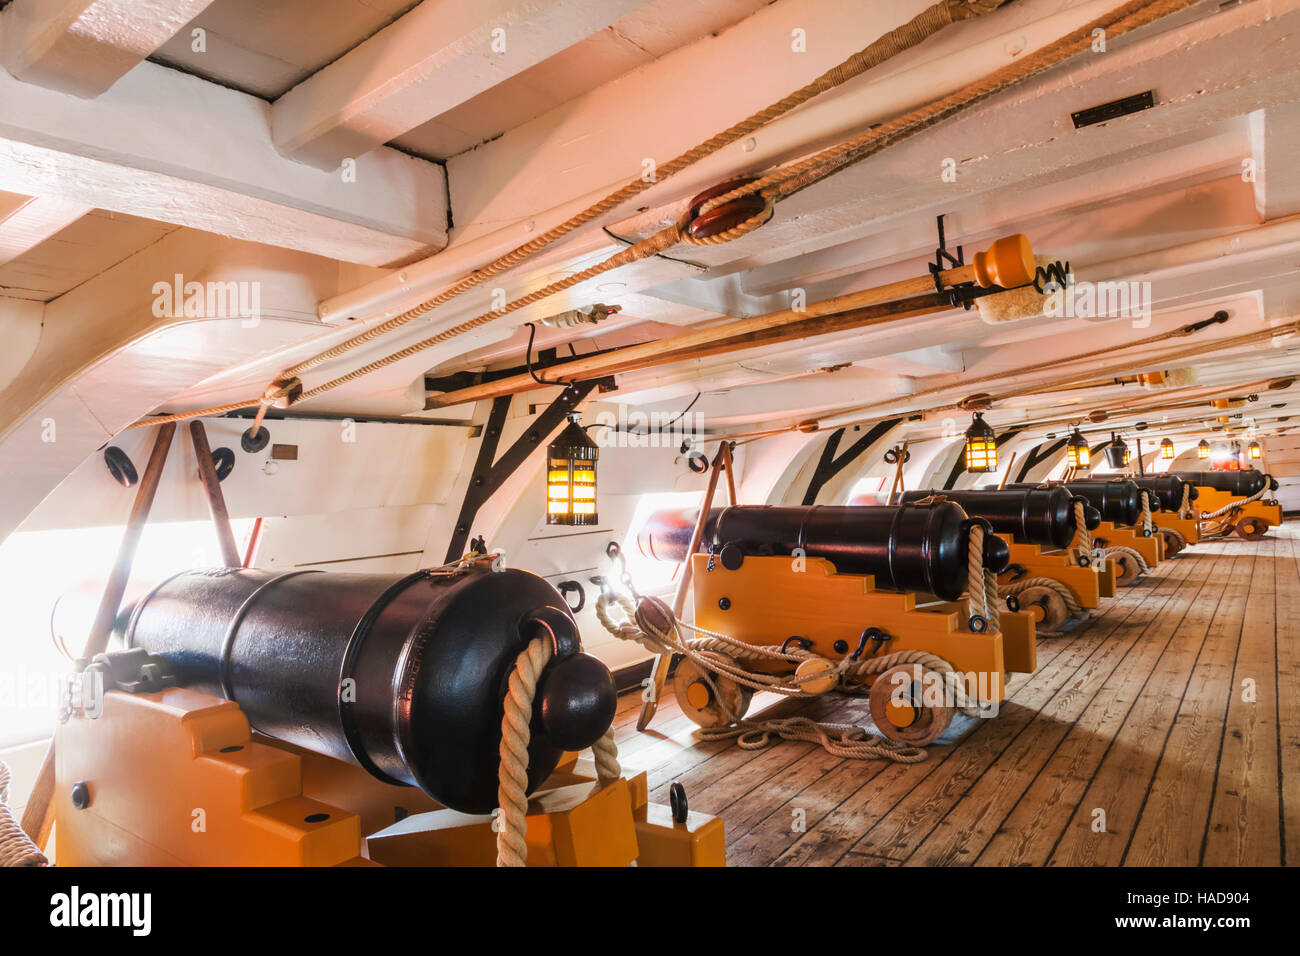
495;635;622;868
0;761;46;867
125;0;1203;432
594;582;985;765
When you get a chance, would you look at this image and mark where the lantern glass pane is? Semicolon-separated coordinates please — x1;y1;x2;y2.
965;437;996;472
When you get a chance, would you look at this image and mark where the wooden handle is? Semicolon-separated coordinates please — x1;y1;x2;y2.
636;443;729;732
189;421;242;567
20;422;176;847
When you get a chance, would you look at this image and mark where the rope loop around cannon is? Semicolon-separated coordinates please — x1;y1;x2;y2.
495;634;622;868
1199;482;1269;521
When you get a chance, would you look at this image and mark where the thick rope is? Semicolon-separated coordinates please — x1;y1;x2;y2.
494;635;625;867
998;576;1087;632
1105;544;1150;578
1139;490;1155;536
126;0;1003;431
1161;526;1188;553
128;0;1208;432
1072;499;1092;560
1178;483;1193;519
697;716;929;762
595;590;985;763
696;0;1201;219
496;635;553;868
1200;483;1269;520
0;761;46;867
965;523;1001;633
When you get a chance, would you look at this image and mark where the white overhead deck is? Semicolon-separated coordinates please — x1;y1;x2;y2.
0;0;1298;540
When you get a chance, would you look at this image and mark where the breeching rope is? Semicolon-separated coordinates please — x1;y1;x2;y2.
1072;499;1092;555
495;635;622;868
994;504;1092;628
997;576;1086;632
593;592;960;760
1105;544;1150;577
0;761;46;867
1139;491;1155;536
1178;484;1193;519
964;523;1001;634
125;0;1202;432
1200;483;1270;521
592;522;1003;760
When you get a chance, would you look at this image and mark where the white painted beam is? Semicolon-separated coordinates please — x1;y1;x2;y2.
272;0;652;170
0;227;347;540
0;55;448;266
2;0;215;98
0;191;90;266
320;0;1288;324
1248;102;1300;221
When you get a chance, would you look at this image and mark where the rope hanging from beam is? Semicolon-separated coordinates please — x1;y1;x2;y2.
126;0;1201;431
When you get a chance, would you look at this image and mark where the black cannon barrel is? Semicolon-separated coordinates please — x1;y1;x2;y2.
636;502;1010;602
1170;469;1274;496
1007;480;1143;526
124;566;616;814
1117;475;1198;511
898;487;1097;550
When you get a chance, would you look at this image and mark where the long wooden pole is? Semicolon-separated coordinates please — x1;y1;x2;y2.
427;287;959;408
720;441;738;506
189;421;242;567
636;443;728;732
20;422;176;846
998;451;1017;489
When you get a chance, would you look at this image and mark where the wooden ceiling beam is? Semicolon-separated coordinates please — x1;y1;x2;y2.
0;191;90;266
1;0;216;98
0;57;449;266
271;0;653;170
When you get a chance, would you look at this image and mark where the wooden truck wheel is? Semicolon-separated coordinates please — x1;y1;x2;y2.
868;665;954;746
1235;517;1268;540
1111;552;1141;586
1019;585;1069;632
1157;528;1185;557
673;656;754;728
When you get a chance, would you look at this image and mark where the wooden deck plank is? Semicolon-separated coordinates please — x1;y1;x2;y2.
1276;527;1300;865
975;541;1232;866
1045;543;1248;866
907;542;1219;866
1125;540;1269;865
602;525;1293;867
778;557;1198;865
716;633;1083;858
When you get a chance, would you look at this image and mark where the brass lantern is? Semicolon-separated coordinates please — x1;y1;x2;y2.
1159;438;1175;460
964;413;997;473
546;413;599;526
1249;440;1262;460
1197;439;1210;459
1066;428;1090;469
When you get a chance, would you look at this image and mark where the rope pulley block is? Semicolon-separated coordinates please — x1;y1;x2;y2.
683;177;772;242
